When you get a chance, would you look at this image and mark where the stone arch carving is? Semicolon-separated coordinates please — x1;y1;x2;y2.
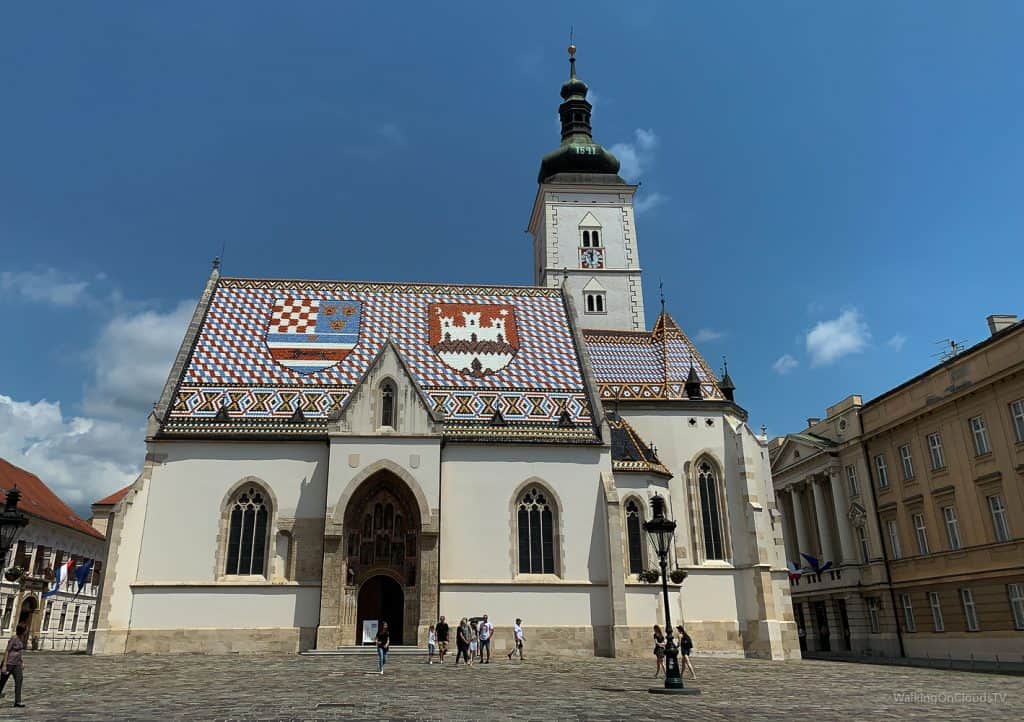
331;459;434;533
508;477;566;578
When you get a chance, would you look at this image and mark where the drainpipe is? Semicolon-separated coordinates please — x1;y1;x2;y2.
860;439;906;659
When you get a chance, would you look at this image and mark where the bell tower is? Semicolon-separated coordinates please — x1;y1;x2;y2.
527;43;646;332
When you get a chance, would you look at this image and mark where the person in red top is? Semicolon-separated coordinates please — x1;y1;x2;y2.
0;623;27;708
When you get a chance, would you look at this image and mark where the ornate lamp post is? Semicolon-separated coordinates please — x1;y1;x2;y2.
644;494;699;695
1;487;30;564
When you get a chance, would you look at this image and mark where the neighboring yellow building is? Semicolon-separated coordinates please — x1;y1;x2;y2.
772;314;1024;663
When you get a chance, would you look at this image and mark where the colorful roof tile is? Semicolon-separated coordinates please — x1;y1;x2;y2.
0;458;105;540
608;415;671;477
160;277;599;442
582;311;724;401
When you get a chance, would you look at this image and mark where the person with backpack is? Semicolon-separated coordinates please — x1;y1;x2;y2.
676;625;696;680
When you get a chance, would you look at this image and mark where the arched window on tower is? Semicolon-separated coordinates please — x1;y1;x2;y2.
625;498;645;574
380;380;396;428
225;485;271;576
516;486;556;574
697;460;726;560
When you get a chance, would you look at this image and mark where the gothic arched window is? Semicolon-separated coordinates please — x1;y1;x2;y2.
516;486;556;574
225;485;270;576
625;499;645;574
380;381;396;427
698;460;726;560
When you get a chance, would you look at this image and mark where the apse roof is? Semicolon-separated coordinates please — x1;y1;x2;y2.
0;458;105;540
158;275;600;443
608;415;671;477
582;312;724;402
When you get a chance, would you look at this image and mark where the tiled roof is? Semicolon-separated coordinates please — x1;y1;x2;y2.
93;484;132;507
0;458;105;540
608;415;672;477
160;277;599;443
583;312;723;401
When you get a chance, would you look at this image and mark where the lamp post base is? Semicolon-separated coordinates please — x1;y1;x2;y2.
648;686;701;695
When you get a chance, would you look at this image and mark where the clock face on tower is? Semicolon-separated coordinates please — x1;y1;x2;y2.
580;248;604;269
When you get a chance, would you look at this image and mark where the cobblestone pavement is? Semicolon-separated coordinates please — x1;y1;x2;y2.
2;651;1022;721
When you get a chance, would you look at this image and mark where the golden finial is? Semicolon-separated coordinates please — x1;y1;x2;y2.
568;26;576;58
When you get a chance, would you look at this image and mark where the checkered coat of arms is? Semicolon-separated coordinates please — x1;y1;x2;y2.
265;298;362;374
427;302;520;378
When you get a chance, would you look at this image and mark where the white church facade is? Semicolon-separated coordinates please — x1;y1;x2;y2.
90;48;799;660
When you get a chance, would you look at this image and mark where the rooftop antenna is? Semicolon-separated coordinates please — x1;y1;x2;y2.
932;338;965;363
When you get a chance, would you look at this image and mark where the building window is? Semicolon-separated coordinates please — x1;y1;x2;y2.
380;380;396;428
900;594;916;632
624;499;645;575
886;519;902;560
960;588;980;631
928;592;945;632
698;460;726;561
0;597;13;632
942;504;962;550
84;607;92;632
912;512;929;556
845;465;860;497
1011;399;1024;443
581;229;602;248
517;486;556;574
584;291;606;314
969;415;991;456
71;605;80;633
898;444;914;480
867;597;881;633
874;455;889;489
57;603;67;632
987;494;1011;543
927;433;946;470
1009;583;1024;631
225;485;271;577
42;601;53;632
856;525;870;563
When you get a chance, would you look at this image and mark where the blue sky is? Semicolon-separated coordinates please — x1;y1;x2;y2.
2;2;1022;512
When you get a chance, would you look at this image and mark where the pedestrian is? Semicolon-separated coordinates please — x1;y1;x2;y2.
507;617;525;661
469;620;479;665
652;624;666;677
676;625;697;680
455;618;471;665
435;615;450;664
478;614;494;664
427;624;437;664
0;623;27;708
375;621;390;675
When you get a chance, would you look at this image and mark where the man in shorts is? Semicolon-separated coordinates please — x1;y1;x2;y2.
435;615;450;664
507;617;525;661
478;614;494;663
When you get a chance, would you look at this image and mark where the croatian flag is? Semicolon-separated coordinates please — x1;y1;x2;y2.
43;559;73;598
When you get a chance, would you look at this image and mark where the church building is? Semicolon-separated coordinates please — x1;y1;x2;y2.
90;47;799;659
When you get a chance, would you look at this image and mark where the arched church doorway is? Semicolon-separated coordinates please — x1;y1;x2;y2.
357;575;404;644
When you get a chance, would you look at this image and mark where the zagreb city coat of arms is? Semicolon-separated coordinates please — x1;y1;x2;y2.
265;298;361;374
427;302;520;377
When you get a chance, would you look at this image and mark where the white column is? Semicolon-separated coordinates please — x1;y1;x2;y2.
789;484;812;561
811;476;838;564
828;466;856;565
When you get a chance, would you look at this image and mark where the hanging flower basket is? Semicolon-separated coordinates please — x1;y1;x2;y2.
4;566;26;582
639;569;661;583
669;569;688;584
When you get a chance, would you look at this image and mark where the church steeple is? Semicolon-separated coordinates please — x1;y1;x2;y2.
538;43;622;183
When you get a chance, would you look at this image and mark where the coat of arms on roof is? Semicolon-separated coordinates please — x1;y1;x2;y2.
427;302;520;378
264;298;362;374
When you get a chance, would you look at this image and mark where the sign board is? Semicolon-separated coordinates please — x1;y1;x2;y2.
362;619;379;644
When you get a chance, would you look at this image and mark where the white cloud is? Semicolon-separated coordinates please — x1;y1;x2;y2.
773;354;799;375
695;328;725;342
887;334;907;352
375;122;406;146
0;268;90;307
805;308;870;367
634;191;666;215
83;301;195;420
610;128;659;182
0;394;141;512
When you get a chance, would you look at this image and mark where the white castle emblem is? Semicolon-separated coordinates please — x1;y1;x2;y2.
429;303;519;377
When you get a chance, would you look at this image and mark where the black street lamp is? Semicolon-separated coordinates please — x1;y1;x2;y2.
0;487;30;564
644;494;699;695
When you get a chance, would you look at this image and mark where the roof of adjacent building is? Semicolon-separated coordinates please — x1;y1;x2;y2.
608;415;672;477
0;458;105;540
93;484;132;507
582;312;724;401
159;276;600;443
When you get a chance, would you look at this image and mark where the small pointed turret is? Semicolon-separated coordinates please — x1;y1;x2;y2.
720;358;736;402
685;364;703;400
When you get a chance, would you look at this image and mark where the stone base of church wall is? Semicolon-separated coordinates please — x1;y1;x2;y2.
89;627;317;655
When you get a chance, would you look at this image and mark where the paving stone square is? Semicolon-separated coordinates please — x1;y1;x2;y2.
3;652;1022;721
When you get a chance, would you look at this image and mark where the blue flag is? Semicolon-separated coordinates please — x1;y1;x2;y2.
73;559;94;597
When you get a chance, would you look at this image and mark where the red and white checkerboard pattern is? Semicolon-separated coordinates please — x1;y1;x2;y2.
270;299;319;334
